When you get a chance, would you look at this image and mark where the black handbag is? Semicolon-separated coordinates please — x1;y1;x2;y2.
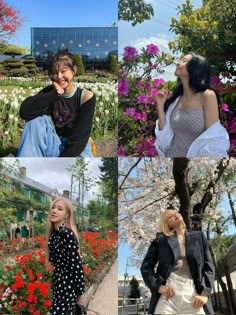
75;303;87;315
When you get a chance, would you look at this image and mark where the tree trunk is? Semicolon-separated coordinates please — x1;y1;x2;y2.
213;283;218;310
209;245;233;315
172;158;191;229
217;280;223;314
228;192;236;227
223;260;236;314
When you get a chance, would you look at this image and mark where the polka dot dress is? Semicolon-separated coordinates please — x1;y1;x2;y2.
48;224;85;315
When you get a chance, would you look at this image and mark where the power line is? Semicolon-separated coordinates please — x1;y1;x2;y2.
166;0;181;7
152;18;171;28
157;0;177;10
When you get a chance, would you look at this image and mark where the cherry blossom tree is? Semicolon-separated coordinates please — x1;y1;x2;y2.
119;158;236;261
0;0;25;41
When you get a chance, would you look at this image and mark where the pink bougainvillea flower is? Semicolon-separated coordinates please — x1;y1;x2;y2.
118;78;129;96
153;78;165;87
147;44;159;55
118;145;125;157
137;94;148;104
136;81;145;88
211;77;221;86
123;46;138;61
222;103;229;112
126;107;136;117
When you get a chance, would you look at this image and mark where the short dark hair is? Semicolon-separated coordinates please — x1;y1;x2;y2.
48;49;76;79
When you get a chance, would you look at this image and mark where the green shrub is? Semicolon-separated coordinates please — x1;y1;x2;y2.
74;54;84;75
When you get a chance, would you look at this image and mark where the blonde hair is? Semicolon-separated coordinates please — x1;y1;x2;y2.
159;209;186;236
46;197;80;261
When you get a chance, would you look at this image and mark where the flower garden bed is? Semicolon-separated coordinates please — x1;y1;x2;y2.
0;231;117;314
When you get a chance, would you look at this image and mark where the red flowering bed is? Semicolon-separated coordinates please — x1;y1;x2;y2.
0;236;46;255
0;231;117;314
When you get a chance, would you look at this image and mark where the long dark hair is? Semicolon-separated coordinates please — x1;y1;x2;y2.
164;53;221;115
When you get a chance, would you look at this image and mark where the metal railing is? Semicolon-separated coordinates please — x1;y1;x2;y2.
118;297;149;315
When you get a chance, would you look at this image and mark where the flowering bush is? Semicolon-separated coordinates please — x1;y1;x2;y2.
118;44;236;156
0;236;46;256
0;250;52;314
118;44;175;156
0;231;117;313
211;78;236;156
81;231;117;285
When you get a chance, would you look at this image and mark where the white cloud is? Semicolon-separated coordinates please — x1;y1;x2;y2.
130;35;170;54
2;158;103;204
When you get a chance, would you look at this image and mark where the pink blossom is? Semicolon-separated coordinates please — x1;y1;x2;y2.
137;94;148;104
123;46;138;61
136;81;145;88
222;103;229;112
153;78;165;87
137;138;157;156
126;107;136;117
118;145;125;156
134;112;142;120
211;77;221;86
231;139;236;152
118;78;129;96
147;44;159;55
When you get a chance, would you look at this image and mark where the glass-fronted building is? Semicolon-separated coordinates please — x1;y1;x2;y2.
31;26;118;69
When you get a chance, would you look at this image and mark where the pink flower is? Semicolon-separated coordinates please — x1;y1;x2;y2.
126;107;136;117
136;81;145;88
147;44;159;55
123;46;138;61
222;103;229;112
118;78;129;96
231;139;236;152
137;94;148;104
118;145;125;156
153;78;165;87
134;112;142;120
211;77;221;86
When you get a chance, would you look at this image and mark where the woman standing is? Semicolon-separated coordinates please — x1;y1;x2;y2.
46;197;85;315
154;53;229;157
141;209;215;314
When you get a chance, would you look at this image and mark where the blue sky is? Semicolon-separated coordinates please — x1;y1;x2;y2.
119;0;202;80
8;0;118;48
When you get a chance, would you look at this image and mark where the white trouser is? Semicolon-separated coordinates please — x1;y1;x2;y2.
154;273;206;314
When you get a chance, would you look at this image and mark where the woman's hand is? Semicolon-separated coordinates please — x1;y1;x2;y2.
77;294;87;305
158;284;175;300
53;81;64;95
192;294;208;308
153;88;169;111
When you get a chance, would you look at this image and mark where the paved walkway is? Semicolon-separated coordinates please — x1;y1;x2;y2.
87;259;118;315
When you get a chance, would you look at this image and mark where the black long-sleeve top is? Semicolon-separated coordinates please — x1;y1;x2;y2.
19;85;96;157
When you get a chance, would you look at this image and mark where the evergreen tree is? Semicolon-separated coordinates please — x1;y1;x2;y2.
23;56;38;75
107;54;118;74
128;276;140;303
99;158;118;228
74;54;84;75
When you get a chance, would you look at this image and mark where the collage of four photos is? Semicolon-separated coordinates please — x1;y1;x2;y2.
0;0;236;314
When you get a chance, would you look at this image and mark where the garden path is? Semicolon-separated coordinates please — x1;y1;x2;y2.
87;258;118;315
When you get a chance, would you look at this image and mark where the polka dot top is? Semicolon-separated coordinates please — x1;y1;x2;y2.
48;224;85;295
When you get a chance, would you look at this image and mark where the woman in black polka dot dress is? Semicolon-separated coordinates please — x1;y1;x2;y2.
46;197;85;315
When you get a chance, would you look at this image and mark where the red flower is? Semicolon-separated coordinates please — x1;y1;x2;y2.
44;299;52;308
36;272;43;278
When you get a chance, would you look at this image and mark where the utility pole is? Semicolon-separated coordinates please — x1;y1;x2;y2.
122;258;129;315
